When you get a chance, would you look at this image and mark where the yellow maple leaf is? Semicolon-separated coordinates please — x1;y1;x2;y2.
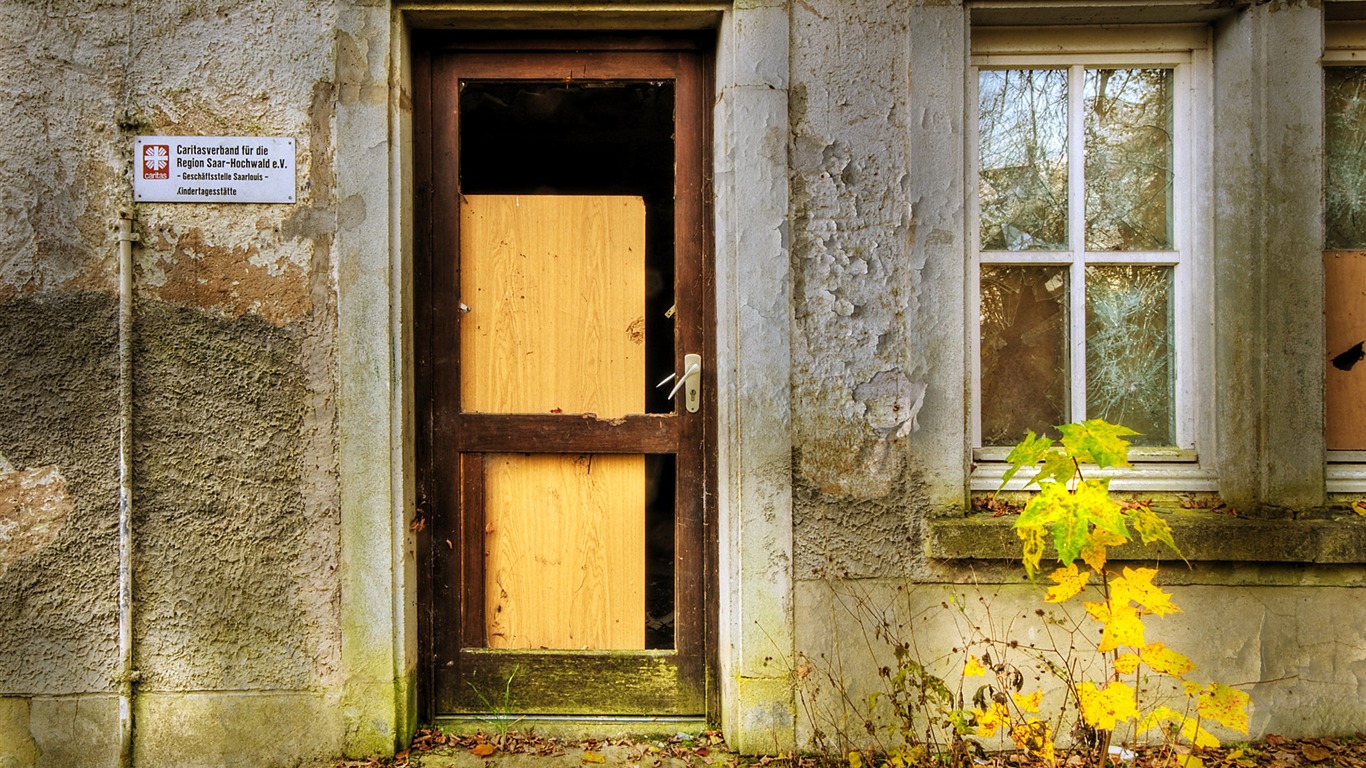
975;703;1011;737
1138;703;1221;748
1045;563;1090;603
1084;600;1110;623
1180;717;1222;748
1086;600;1146;652
964;655;987;678
1018;524;1047;579
1197;683;1250;734
1010;719;1055;763
1178;755;1206;768
1080;527;1128;573
1137;705;1182;735
1012;690;1043;713
1077;681;1138;731
1114;653;1141;675
1352;500;1366;517
1142;642;1196;677
1111;567;1180;617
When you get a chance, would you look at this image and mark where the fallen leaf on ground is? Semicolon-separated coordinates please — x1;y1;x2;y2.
471;742;496;757
583;751;607;763
1301;745;1332;763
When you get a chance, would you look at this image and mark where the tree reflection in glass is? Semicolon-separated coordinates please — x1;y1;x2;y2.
979;69;1068;251
1085;69;1174;251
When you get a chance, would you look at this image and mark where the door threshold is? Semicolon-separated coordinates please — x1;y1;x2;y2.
431;714;709;740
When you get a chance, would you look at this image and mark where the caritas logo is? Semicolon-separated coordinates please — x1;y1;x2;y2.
141;144;170;180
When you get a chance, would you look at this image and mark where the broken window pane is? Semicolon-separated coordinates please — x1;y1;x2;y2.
979;69;1069;251
981;265;1069;444
1085;265;1174;445
1326;67;1366;248
1085;69;1174;251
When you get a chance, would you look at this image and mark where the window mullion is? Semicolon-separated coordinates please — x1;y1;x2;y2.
1068;64;1087;424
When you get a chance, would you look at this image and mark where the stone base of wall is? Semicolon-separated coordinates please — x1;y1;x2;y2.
796;580;1366;751
0;692;343;768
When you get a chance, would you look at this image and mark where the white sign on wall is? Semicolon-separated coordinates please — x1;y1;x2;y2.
133;136;296;203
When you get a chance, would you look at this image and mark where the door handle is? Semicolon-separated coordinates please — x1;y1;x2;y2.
655;354;702;413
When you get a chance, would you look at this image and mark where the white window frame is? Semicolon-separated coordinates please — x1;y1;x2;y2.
969;26;1215;491
1323;21;1366;492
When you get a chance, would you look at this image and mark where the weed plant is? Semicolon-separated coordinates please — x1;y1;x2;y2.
795;420;1251;768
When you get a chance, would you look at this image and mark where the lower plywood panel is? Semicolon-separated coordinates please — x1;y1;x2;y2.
484;453;645;650
1326;250;1366;450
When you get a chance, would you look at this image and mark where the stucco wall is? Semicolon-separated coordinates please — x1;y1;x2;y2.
790;0;969;584
0;1;344;765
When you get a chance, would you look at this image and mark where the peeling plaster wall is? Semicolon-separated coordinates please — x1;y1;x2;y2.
0;1;344;765
790;0;930;580
788;0;968;583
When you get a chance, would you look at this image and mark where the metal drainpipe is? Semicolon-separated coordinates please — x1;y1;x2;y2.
117;210;139;768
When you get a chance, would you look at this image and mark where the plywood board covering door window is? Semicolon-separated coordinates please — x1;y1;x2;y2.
460;194;647;650
1326;250;1366;450
460;195;646;418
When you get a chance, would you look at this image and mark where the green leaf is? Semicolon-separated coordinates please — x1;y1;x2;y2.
1050;490;1092;566
1058;419;1137;469
1017;524;1047;578
1130;504;1185;561
1037;450;1077;487
1014;480;1130;569
1001;431;1054;489
1016;487;1062;530
1075;479;1129;541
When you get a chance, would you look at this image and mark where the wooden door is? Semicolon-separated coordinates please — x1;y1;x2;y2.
414;36;715;719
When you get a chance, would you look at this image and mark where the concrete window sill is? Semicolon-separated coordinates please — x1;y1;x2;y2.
927;510;1366;564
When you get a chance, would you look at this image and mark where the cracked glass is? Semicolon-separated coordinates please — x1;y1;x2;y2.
1326;67;1366;248
1085;265;1174;445
1084;69;1174;251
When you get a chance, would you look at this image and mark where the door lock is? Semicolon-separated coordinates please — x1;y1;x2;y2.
656;353;702;413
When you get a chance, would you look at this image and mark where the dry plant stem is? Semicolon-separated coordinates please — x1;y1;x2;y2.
1096;573;1115;768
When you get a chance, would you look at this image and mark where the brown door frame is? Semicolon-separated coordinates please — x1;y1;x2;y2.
413;33;717;721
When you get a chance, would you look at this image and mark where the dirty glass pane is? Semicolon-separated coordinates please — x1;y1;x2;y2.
1326;67;1366;248
1084;69;1174;251
981;265;1069;444
644;454;675;649
1085;266;1173;445
979;69;1069;251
